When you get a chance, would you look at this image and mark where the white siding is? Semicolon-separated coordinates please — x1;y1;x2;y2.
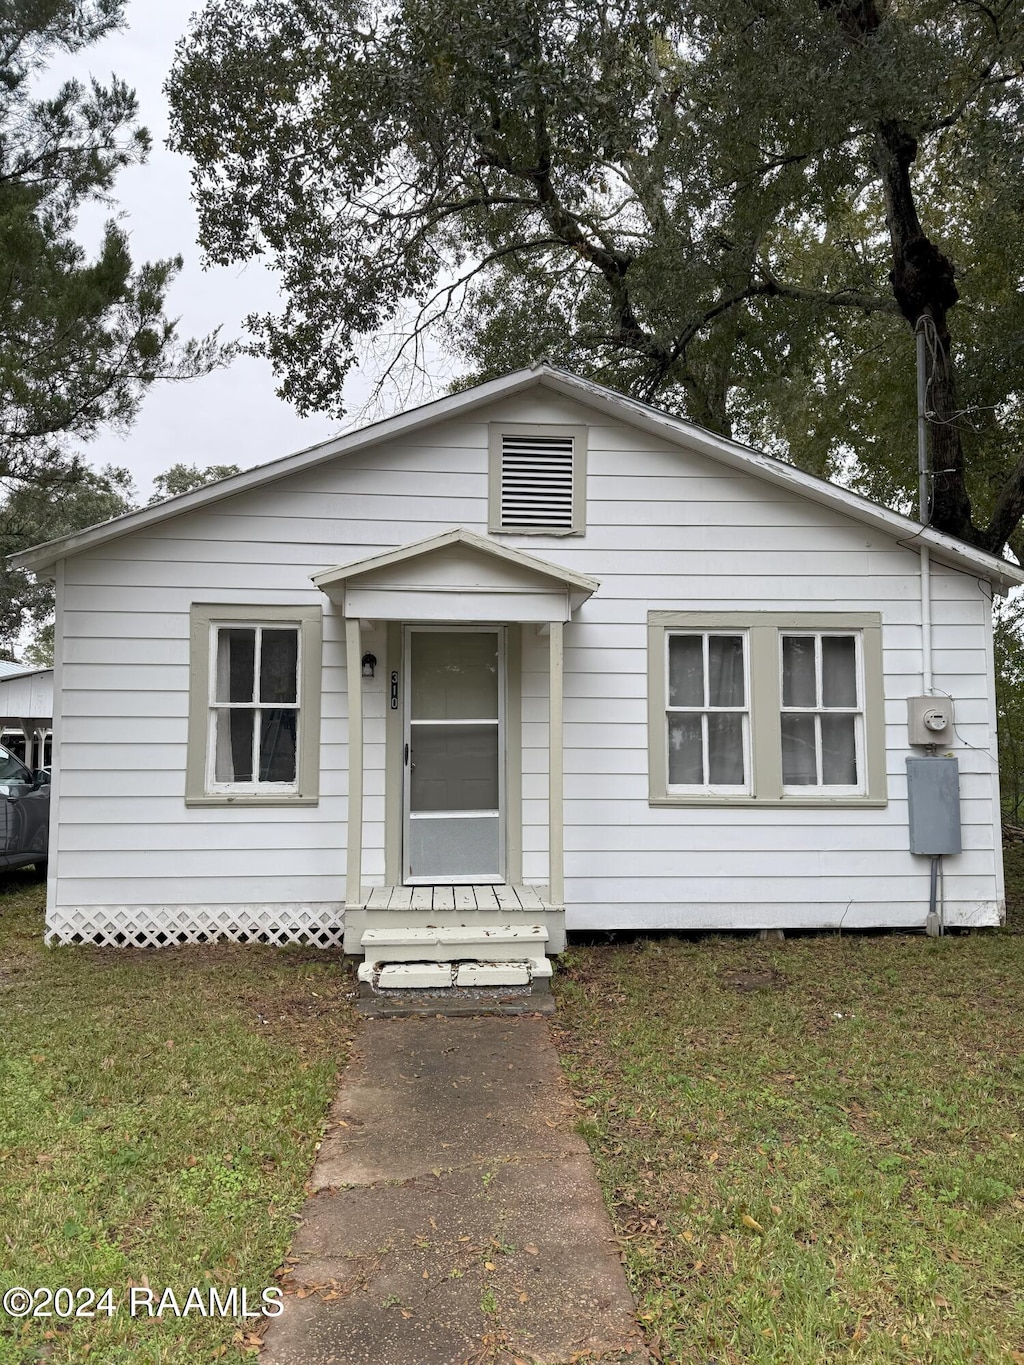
47;386;1004;941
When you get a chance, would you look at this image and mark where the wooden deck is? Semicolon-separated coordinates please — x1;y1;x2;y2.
356;883;554;912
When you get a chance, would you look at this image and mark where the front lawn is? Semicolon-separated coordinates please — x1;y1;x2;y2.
0;876;357;1365
553;866;1024;1363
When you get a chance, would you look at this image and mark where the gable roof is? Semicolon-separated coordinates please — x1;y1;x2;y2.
11;364;1024;589
312;527;600;596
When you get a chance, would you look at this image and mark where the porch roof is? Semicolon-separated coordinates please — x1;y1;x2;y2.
312;526;599;622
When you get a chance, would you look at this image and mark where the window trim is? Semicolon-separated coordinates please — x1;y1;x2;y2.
648;611;887;807
186;603;322;807
487;422;588;536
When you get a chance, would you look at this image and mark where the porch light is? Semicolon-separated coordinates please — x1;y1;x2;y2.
361;653;377;678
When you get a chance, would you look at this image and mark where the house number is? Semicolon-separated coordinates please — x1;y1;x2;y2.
390;671;399;709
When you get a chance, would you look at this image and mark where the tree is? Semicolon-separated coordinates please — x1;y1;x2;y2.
0;1;231;491
2;460;243;661
0;463;137;659
148;462;241;503
167;0;1024;553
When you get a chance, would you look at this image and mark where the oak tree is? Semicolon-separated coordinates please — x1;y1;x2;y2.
168;0;1024;552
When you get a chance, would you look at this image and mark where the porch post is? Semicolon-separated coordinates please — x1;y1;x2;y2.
345;615;363;907
548;619;564;908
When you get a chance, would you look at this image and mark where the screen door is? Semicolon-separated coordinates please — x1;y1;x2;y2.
404;627;504;883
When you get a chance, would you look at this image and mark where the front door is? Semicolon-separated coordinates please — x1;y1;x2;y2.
404;627;504;883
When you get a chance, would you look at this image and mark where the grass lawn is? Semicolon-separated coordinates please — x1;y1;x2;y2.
3;864;1023;1365
0;874;358;1365
552;862;1024;1363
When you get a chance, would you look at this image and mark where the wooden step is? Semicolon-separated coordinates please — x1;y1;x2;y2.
361;923;548;962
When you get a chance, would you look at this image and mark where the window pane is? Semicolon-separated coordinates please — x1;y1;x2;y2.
259;709;297;783
707;712;744;784
822;636;857;708
214;708;253;782
782;636;816;708
260;629;298;704
708;635;744;706
821;714;857;785
410;722;499;811
411;632;499;720
668;713;703;784
781;713;817;785
215;628;255;703
668;636;703;707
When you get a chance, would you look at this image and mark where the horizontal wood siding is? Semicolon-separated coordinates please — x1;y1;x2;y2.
51;386;1003;934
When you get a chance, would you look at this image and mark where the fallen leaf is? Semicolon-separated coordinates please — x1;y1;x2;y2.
483;1261;496;1271
681;1230;694;1244
741;1215;765;1234
770;1204;782;1216
421;1271;429;1280
524;1244;538;1256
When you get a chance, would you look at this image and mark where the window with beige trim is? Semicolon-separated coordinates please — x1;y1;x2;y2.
488;423;587;535
186;604;323;806
648;611;887;807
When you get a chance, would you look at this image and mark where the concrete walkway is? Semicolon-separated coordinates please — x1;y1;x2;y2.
262;1015;646;1365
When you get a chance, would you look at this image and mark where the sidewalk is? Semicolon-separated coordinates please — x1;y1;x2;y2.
261;1015;646;1365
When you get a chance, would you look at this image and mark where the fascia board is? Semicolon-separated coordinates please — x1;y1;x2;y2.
9;369;549;573
538;370;1024;590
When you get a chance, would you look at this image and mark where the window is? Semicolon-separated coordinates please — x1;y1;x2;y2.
667;632;750;792
186;604;322;805
648;612;886;806
488;423;587;535
780;633;861;790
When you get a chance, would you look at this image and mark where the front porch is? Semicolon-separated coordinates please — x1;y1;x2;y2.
343;881;565;956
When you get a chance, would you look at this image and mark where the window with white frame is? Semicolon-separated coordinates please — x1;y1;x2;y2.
211;624;300;789
186;604;322;805
666;632;750;791
647;611;886;806
780;633;862;790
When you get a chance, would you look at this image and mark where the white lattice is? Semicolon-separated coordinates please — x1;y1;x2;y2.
45;902;346;949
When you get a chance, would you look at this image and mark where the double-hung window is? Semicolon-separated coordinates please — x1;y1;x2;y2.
186;604;322;805
666;632;750;792
780;633;862;791
648;611;885;806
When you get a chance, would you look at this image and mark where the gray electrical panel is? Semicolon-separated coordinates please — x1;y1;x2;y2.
906;757;962;855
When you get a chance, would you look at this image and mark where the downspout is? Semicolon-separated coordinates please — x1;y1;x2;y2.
917;320;942;934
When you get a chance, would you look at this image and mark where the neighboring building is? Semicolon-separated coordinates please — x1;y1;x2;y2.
11;366;1023;985
0;666;53;771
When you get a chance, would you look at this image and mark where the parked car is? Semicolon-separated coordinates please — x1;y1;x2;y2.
0;743;49;873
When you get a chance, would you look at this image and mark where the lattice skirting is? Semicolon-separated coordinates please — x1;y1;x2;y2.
45;903;346;949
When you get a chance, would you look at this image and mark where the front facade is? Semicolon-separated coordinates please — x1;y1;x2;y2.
16;367;1022;958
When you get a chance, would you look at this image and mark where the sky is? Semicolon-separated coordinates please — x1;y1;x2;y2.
52;3;448;499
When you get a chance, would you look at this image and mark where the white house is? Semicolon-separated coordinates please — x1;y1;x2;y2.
13;366;1023;989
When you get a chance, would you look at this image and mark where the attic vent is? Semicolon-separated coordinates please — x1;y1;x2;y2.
499;433;576;530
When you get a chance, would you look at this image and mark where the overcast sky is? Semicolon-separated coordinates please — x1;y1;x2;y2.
56;3;449;498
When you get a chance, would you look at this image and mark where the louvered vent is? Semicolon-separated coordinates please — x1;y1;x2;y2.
499;433;575;529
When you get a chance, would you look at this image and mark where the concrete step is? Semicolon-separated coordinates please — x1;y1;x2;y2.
357;955;551;990
361;923;548;962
